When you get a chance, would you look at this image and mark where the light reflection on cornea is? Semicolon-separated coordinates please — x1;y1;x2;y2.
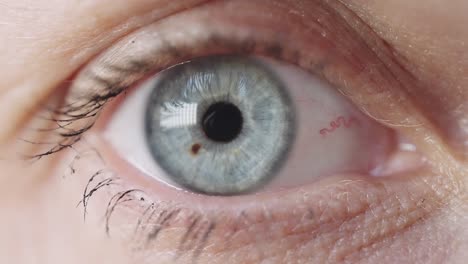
160;102;198;129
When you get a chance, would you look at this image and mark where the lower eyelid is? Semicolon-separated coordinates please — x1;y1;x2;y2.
71;136;448;262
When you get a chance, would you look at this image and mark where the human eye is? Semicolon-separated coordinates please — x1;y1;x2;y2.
12;0;462;263
102;54;402;197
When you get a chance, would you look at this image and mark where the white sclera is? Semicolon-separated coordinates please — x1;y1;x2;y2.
104;57;392;191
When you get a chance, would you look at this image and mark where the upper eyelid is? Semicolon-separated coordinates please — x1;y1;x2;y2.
68;0;370;108
21;0;433;161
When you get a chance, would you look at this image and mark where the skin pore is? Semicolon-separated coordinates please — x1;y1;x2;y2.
0;0;467;263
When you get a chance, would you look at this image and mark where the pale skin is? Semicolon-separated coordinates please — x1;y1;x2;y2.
0;0;467;263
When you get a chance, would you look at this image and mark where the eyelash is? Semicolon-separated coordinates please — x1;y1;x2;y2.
30;40;299;161
73;147;219;260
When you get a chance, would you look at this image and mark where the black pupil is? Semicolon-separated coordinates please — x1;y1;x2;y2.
202;102;243;142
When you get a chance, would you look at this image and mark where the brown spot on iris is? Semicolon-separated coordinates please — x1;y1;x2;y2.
191;143;202;155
